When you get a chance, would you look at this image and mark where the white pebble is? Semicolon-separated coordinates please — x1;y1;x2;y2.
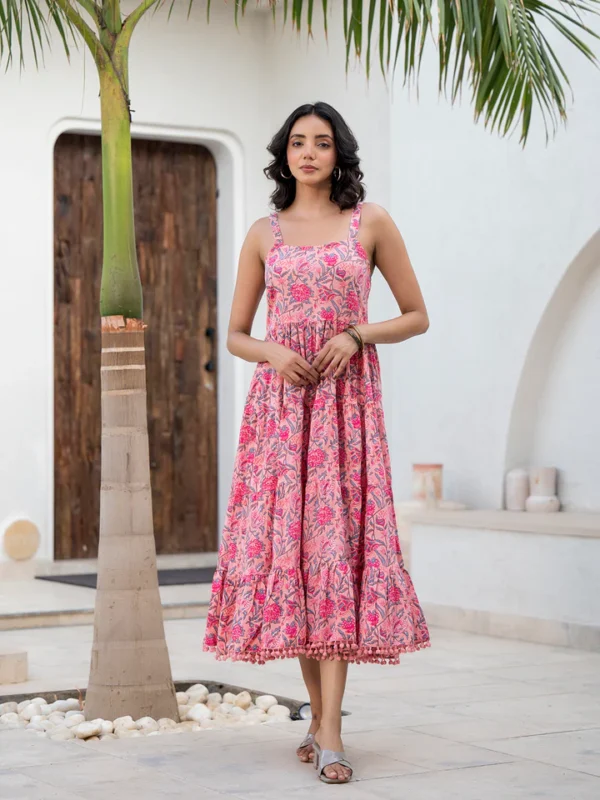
176;692;189;705
199;718;215;729
234;691;252;710
21;704;43;721
65;714;85;729
51;699;79;713
222;692;237;705
39;704;53;716
0;702;18;715
136;717;159;733
99;733;118;740
206;693;222;710
255;695;278;711
229;707;246;719
99;721;114;735
113;715;137;731
247;709;268;722
186;684;209;695
158;718;178;730
185;704;212;723
1;713;20;725
26;722;45;732
75;721;102;739
116;729;143;738
187;688;209;703
267;704;291;718
65;709;84;719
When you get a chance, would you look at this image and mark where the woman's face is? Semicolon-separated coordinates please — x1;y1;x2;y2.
286;114;337;185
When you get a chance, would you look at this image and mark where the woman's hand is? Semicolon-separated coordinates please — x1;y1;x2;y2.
265;342;321;387
312;332;360;380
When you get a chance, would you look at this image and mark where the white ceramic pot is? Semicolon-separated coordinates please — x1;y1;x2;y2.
412;464;443;507
529;467;557;498
525;495;560;513
505;468;529;511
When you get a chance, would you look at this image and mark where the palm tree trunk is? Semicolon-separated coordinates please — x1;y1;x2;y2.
84;65;178;722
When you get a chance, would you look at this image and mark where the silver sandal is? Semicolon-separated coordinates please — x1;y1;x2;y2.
313;740;353;784
296;732;316;761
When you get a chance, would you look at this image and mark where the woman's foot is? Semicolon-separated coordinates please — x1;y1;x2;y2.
297;717;320;762
314;726;352;782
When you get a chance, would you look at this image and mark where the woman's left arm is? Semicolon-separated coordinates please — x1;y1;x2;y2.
355;204;429;345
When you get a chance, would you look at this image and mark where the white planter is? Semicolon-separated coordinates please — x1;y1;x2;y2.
505;468;529;511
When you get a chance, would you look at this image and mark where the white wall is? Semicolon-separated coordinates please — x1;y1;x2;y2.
412;524;600;628
388;26;600;510
0;2;392;562
529;260;600;510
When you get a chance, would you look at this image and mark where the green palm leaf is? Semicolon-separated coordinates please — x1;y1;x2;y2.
1;0;598;143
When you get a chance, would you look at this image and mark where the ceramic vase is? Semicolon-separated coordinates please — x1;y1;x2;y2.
526;466;560;513
505;468;529;511
412;464;443;508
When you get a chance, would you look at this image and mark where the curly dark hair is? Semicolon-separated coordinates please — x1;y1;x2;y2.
264;102;366;212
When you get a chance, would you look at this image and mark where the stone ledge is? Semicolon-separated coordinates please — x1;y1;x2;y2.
396;508;600;539
422;603;600;652
0;651;28;684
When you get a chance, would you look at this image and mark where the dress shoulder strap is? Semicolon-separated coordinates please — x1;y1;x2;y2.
269;211;284;245
348;203;363;243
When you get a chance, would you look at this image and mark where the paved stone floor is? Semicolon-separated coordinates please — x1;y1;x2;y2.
1;619;600;799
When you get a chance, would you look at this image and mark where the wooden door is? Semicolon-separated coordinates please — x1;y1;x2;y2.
54;133;218;559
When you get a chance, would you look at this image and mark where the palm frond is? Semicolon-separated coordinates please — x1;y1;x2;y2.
266;0;599;142
0;0;77;67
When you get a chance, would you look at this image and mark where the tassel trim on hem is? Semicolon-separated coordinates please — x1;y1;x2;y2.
202;637;431;666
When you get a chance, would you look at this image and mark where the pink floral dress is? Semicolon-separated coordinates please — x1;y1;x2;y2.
202;203;430;664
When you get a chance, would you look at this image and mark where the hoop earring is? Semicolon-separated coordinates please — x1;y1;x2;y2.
280;166;293;180
333;166;342;180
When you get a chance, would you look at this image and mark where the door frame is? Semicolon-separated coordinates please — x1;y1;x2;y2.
48;118;246;562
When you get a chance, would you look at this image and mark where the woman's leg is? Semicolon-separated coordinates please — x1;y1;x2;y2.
297;654;323;761
315;659;351;781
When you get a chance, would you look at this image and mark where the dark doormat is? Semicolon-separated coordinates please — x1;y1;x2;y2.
36;567;216;589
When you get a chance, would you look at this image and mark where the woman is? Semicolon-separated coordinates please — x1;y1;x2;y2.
203;102;430;784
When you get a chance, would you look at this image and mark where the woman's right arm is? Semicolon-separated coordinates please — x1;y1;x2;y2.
226;219;274;364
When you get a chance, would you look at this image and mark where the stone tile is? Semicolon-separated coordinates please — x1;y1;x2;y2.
113;740;326;794
441;692;600;732
0;770;87;800
339;698;469;733
481;660;600;684
65;773;223;800
479;727;600;777
0;730;103;770
231;760;600;799
19;755;162;790
418;647;588;673
127;739;425;792
347;669;505;695
342;728;514;771
407;717;550;743
398;679;566;707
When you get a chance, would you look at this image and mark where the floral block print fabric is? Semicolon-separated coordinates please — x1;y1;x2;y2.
203;204;430;665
